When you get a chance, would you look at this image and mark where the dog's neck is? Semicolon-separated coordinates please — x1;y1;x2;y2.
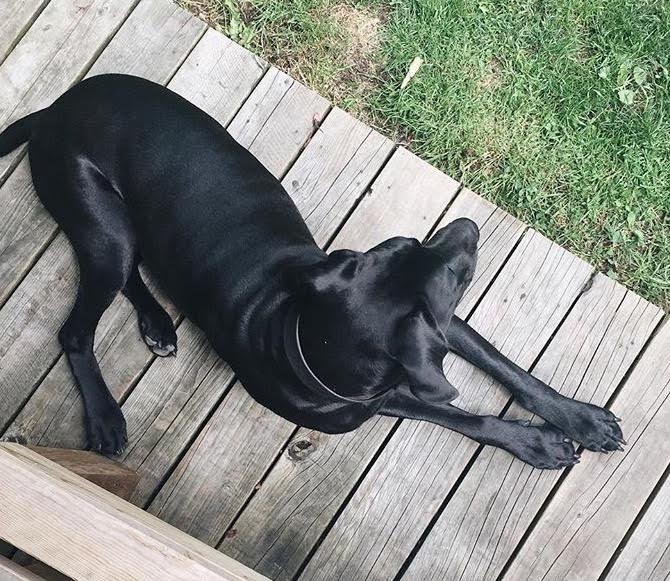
283;303;389;404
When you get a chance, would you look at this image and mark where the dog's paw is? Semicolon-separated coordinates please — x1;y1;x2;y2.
86;404;128;456
506;424;580;469
556;399;624;452
138;310;177;357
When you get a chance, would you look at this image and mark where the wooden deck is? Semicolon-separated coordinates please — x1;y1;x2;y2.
0;1;668;579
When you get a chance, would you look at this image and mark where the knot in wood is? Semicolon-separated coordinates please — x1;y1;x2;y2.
287;439;315;461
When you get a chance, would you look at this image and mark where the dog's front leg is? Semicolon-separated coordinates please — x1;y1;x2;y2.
445;316;624;452
379;385;579;469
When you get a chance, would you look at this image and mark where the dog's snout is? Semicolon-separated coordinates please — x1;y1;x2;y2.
450;217;480;244
425;217;479;253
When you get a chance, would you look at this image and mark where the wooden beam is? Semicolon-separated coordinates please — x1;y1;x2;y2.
29;446;140;501
0;444;267;581
0;0;48;65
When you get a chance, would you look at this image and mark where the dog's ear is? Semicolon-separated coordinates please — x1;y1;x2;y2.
286;249;362;297
395;302;459;403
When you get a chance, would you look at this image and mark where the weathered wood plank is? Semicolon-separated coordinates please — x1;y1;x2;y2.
403;276;663;581
120;114;393;513
0;0;48;65
297;231;593;581
0;0;139;183
217;189;525;580
121;321;234;506
0;444;268;581
0;0;206;308
148;380;295;545
502;317;670;581
30;446;140;501
169;27;267;127
0;0;215;436
328;146;458;250
228;67;329;177
606;472;670;581
0;241;76;432
0;160;56;306
284;107;396;246
0;555;44;581
147;147;453;546
86;0;206;77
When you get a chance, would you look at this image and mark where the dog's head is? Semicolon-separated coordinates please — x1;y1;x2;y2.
290;217;479;402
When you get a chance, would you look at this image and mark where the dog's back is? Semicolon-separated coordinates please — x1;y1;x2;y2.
25;74;319;328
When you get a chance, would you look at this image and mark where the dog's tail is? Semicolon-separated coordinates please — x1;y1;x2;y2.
0;111;43;156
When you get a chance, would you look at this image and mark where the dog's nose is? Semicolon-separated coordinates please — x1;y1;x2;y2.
425;217;480;252
449;217;480;242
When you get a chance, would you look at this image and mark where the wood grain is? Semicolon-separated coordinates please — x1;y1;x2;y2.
121;321;234;506
0;0;139;183
87;0;206;77
404;275;663;581
329;146;458;251
0;0;206;308
228;67;329;177
503;317;670;581
30;446;140;501
169;27;267;127
284;107;395;246
217;189;524;580
298;231;593;581
0;444;268;581
0;0;48;65
606;472;670;580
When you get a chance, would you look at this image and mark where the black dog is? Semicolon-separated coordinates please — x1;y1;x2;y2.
0;74;624;468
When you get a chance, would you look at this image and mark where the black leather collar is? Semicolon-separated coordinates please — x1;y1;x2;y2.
283;303;389;403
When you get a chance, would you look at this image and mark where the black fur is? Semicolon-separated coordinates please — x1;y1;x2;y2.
0;74;624;467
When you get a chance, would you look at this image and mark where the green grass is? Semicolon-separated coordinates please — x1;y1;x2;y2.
180;0;670;309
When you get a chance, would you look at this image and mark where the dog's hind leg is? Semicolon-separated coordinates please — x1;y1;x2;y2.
122;259;177;357
445;315;624;452
30;155;136;455
379;384;579;469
